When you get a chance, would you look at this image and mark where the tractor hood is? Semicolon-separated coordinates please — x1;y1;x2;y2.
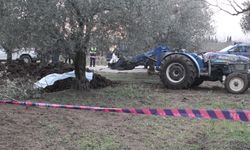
203;52;250;64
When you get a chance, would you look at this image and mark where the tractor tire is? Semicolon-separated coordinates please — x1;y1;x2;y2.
191;78;204;87
160;54;197;89
20;55;32;63
225;73;249;94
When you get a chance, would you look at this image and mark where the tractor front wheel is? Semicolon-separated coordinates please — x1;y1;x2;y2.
225;73;249;94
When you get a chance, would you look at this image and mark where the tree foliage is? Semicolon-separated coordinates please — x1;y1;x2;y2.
105;0;213;54
241;1;250;32
0;0;30;62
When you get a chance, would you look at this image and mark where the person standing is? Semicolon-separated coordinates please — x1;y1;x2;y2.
90;47;97;67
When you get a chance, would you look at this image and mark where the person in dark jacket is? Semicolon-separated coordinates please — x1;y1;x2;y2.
90;47;97;67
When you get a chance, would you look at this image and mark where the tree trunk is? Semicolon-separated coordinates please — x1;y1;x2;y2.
2;45;12;63
51;49;60;64
73;47;89;90
6;49;12;64
39;48;49;66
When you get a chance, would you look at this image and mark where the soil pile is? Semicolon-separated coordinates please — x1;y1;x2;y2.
4;61;38;79
1;61;113;92
44;77;74;93
1;61;74;79
0;63;5;71
90;74;113;89
35;63;74;79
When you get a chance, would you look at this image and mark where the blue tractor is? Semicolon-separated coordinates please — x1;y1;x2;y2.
108;45;250;94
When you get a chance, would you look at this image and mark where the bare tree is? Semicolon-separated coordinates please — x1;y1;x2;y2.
204;0;250;33
205;0;250;15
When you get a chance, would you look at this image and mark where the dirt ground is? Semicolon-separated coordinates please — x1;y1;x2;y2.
1;67;250;150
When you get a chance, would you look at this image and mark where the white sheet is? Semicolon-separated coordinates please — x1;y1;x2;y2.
34;71;93;89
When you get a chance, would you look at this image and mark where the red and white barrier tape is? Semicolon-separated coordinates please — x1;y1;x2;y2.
1;100;249;122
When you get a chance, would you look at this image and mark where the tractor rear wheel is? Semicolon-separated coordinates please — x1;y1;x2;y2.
225;73;249;94
160;54;197;89
191;78;204;87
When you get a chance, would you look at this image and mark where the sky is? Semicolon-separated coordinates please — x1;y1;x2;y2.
208;0;250;42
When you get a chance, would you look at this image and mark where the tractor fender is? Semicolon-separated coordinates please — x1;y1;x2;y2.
162;52;201;77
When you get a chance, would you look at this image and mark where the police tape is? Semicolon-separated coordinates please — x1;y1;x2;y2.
1;100;249;123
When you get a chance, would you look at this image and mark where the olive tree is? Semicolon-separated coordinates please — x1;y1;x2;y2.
0;0;30;63
21;0;133;89
115;0;212;54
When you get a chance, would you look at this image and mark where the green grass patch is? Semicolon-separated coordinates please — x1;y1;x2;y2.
41;72;250;149
78;133;122;150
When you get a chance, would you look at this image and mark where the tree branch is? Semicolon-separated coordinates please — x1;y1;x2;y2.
203;0;250;15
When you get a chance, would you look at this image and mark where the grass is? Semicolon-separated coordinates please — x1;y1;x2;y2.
78;133;122;150
2;71;249;149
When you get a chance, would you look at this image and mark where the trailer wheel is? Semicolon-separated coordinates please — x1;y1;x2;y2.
225;73;248;94
160;54;197;89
